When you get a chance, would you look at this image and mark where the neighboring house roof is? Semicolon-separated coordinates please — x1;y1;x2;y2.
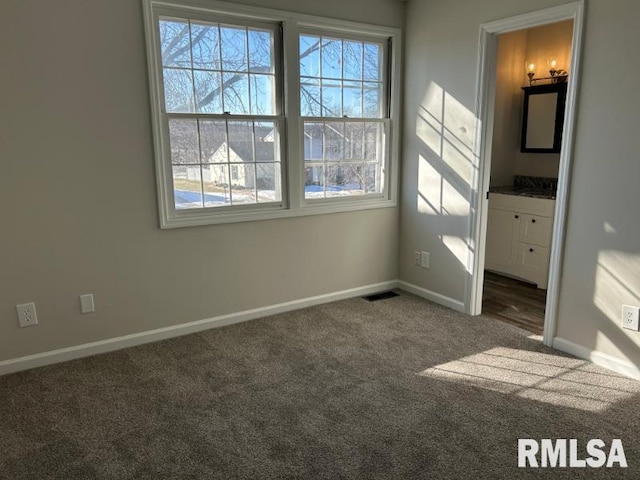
262;129;275;142
170;123;276;163
208;140;275;163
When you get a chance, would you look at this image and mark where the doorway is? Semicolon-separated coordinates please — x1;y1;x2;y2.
483;20;573;335
466;1;585;347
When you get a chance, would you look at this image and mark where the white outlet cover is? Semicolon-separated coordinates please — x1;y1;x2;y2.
16;302;38;328
622;305;640;331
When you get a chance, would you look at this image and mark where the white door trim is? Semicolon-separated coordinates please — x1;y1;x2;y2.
466;1;586;347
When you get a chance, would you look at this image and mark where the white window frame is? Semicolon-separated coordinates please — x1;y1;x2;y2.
143;0;402;228
299;29;390;203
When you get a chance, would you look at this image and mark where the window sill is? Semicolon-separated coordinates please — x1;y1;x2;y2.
160;196;397;228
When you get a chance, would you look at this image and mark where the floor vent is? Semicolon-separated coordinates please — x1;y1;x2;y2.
363;291;400;302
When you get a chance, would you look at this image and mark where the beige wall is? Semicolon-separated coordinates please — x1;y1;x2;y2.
555;0;640;368
490;30;527;187
401;0;640;370
521;19;574;86
0;0;404;362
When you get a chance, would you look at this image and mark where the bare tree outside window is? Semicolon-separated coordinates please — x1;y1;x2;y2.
145;2;397;227
159;18;281;209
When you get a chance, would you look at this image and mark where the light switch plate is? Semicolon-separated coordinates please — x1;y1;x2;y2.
421;251;431;269
80;294;95;314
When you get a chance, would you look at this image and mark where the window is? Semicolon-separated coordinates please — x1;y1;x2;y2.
300;33;387;199
157;15;282;210
143;0;400;227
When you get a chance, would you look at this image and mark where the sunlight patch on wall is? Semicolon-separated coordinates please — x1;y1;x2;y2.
442;132;473;187
416;82;476;216
416;155;469;217
595;250;640;324
418;347;639;412
416;82;476;188
442;177;469;216
594;250;640;358
417;155;440;215
420;82;444;124
415;82;480;272
417;106;443;156
442;92;475;185
439;235;472;272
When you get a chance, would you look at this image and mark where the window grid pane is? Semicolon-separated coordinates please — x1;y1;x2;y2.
303;120;384;199
299;34;384;120
169;118;281;209
160;18;276;116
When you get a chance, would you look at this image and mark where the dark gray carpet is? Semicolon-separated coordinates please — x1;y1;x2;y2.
1;291;639;479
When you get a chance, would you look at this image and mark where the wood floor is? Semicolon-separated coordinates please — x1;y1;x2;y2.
482;271;546;335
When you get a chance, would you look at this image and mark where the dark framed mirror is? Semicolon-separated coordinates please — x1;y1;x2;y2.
520;82;567;153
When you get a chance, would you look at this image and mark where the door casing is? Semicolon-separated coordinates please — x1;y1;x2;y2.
465;1;586;347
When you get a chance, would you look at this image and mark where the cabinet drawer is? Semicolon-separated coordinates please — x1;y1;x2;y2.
516;242;550;288
518;214;552;246
489;193;555;216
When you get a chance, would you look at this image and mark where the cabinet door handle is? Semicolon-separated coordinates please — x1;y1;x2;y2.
529;248;534;253
514;215;519;219
531;219;536;223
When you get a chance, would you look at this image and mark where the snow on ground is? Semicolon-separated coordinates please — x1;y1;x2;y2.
175;185;367;209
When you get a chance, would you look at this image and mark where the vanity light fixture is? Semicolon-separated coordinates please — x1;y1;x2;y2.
525;59;568;86
547;57;568;83
525;61;536;85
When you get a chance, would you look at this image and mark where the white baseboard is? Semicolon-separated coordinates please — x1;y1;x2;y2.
553;337;640;380
0;280;398;376
397;281;466;313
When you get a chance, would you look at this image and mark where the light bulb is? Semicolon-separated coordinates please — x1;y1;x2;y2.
548;57;558;69
525;62;535;73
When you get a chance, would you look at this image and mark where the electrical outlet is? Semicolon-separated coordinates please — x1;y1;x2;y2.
622;305;640;331
421;251;431;269
16;302;38;328
414;251;421;266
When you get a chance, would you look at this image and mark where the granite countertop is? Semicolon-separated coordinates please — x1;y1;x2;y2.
489;175;557;200
489;186;556;200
